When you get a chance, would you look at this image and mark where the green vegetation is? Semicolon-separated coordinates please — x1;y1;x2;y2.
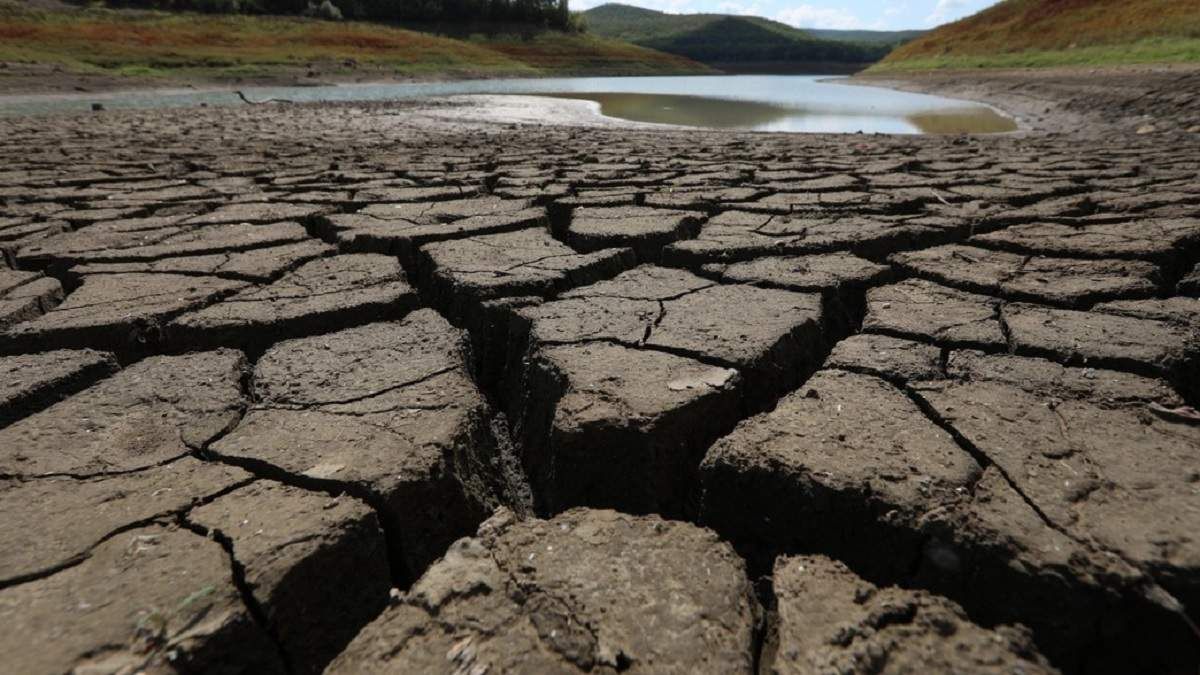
580;3;918;68
111;0;574;29
0;1;710;81
874;0;1200;71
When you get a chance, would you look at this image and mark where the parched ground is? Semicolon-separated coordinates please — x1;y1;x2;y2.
0;74;1198;674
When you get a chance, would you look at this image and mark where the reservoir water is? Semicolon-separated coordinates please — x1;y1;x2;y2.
0;74;1016;134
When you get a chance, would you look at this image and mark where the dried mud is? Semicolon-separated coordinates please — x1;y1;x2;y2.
1;69;1198;674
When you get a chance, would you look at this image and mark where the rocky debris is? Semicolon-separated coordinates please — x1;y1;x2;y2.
765;555;1058;674
863;278;1006;350
0;348;116;427
208;312;512;575
170;253;417;353
187;481;391;672
327;508;759;675
0;268;62;329
560;205;704;261
0;349;246;477
891;243;1162;307
2;271;248;353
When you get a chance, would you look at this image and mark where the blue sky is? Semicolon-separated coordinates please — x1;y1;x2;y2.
576;0;999;31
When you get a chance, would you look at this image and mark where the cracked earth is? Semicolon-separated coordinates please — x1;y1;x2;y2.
1;75;1198;675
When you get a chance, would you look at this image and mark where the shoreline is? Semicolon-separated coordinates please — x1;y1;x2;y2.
2;65;1196;139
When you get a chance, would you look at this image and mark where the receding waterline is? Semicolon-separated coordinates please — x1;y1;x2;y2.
0;74;1017;134
541;91;1016;134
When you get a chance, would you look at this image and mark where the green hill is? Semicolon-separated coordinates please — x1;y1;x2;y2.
0;0;712;86
874;0;1200;70
580;3;917;70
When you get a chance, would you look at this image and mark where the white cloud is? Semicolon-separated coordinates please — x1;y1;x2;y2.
775;4;865;29
716;1;762;15
926;0;968;26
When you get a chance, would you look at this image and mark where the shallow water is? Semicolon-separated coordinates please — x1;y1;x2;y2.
0;74;1016;134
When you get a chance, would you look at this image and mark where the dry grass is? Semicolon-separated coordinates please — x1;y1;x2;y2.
875;0;1200;70
0;4;709;79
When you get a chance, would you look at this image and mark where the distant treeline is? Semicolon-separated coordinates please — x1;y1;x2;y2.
643;20;893;64
107;0;573;27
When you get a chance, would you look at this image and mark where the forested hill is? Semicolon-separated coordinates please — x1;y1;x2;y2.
106;0;574;27
581;3;920;69
875;0;1200;70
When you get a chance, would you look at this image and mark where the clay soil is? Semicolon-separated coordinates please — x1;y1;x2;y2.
0;67;1198;674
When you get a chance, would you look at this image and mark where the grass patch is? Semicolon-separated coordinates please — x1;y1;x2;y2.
871;37;1200;72
0;3;710;80
874;0;1200;71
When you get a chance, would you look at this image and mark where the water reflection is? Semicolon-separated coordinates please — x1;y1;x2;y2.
0;74;1018;134
545;91;1016;134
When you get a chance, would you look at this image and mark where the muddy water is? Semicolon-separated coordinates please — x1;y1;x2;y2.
0;74;1016;133
544;91;1016;133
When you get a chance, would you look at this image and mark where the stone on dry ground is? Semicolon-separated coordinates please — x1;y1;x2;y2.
169;253;417;352
208;311;515;576
327;508;759;675
1;98;1199;673
765;554;1057;674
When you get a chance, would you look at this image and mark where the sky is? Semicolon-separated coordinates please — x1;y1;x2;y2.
574;0;1000;31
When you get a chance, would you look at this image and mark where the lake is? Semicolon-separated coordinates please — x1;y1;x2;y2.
0;74;1016;134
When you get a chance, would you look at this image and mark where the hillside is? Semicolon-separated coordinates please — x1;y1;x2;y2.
0;0;710;91
805;28;924;44
875;0;1200;70
581;3;913;70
